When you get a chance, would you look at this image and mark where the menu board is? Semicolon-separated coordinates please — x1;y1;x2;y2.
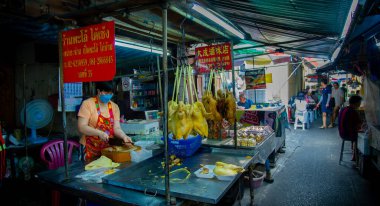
245;69;266;89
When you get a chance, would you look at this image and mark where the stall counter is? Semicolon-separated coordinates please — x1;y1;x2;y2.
236;105;287;153
37;146;257;205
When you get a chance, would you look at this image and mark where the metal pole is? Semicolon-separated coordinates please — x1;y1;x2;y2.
58;32;69;179
231;42;237;149
23;64;27;156
249;164;255;205
162;3;171;205
157;55;163;110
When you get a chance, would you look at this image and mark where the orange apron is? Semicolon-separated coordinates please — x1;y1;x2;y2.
84;97;115;161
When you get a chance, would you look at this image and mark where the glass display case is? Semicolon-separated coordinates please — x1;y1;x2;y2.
129;79;159;111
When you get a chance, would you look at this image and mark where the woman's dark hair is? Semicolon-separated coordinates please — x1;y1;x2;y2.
96;81;114;92
321;79;328;85
349;95;362;105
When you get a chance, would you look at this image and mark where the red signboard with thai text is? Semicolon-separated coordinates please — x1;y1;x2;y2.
195;42;232;73
61;21;116;83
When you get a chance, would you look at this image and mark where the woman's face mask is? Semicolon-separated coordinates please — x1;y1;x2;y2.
99;93;113;103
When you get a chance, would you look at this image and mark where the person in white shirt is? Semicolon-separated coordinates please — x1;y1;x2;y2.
329;82;345;127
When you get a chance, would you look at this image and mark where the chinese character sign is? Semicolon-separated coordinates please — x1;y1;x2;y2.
245;69;266;89
195;42;232;73
61;21;116;83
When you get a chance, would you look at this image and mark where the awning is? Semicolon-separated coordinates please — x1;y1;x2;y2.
203;0;354;58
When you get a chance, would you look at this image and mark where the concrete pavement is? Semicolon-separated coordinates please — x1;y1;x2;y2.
239;120;380;206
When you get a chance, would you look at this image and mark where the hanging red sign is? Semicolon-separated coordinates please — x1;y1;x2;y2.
61;21;116;83
195;42;232;73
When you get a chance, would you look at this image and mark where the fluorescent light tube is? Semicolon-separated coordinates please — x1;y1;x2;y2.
192;4;245;39
115;41;163;54
115;38;170;55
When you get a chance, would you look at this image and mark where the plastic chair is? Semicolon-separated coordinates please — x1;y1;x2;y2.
294;100;308;130
40;139;80;206
40;139;80;170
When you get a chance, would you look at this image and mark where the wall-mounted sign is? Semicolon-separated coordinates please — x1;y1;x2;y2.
61;21;116;83
58;82;83;112
245;69;266;89
195;42;232;73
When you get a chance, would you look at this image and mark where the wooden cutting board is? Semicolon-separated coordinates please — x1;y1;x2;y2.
101;145;141;163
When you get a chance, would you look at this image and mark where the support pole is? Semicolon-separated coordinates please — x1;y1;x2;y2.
231;42;237;149
23;64;27;156
162;3;171;205
157;56;163;110
58;32;69;179
249;164;255;205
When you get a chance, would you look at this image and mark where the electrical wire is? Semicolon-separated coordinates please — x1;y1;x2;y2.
255;23;272;44
46;111;55;138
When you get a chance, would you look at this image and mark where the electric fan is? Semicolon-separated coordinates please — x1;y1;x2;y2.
21;99;53;144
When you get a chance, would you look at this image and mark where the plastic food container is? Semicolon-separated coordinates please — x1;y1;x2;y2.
131;149;152;162
120;120;159;135
215;174;236;181
194;165;216;179
134;140;155;149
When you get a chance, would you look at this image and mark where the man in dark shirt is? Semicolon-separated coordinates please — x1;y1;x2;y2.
338;95;362;162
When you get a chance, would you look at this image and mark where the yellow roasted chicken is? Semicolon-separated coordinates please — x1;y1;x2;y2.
171;101;193;139
167;100;178;134
191;101;211;137
213;161;244;176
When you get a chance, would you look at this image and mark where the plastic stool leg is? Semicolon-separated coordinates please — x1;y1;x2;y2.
339;140;345;164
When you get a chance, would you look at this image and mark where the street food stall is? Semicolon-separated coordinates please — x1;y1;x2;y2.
34;2;272;205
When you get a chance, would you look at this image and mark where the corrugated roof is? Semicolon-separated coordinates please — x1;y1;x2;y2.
205;0;354;58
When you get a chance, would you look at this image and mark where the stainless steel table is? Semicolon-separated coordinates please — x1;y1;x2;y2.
36;147;257;205
36;161;168;206
103;147;257;204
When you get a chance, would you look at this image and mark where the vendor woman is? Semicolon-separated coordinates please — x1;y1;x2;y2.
78;81;133;161
237;93;253;109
